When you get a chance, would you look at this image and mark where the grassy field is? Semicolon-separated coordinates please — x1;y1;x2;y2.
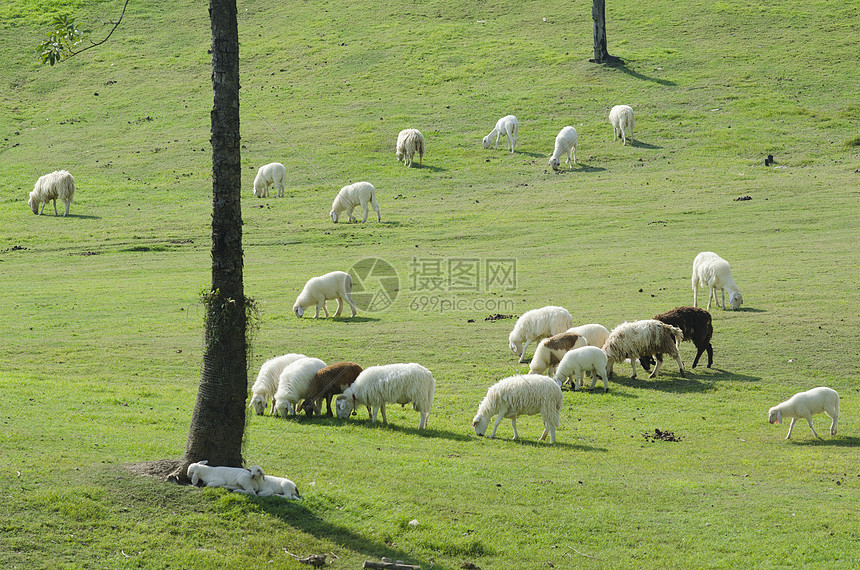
1;0;859;568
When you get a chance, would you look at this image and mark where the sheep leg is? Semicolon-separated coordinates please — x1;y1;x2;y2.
518;340;531;363
334;297;344;317
419;411;428;430
360;201;369;223
805;417;820;438
488;408;506;439
324;396;333;417
269;398;277;415
494;133;501;150
672;352;686;378
510;416;519;440
346;294;358;317
539;424;555;443
647;356;662;379
379;402;388;425
785;418;797;439
630;358;639;379
828;412;838;436
720;289;727;311
52;198;59;216
574;370;584;391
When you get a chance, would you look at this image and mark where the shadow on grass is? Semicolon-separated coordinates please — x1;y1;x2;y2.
550;163;607;174
789;436;860;447
491;437;608;452
408;164;446;173
609;369;760;393
630;140;662;149
611;62;677;87
64;213;102;220
328;315;382;323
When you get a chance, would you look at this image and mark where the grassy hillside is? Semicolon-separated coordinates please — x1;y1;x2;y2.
1;0;859;568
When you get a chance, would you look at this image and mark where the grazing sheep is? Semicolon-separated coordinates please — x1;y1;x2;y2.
641;307;714;370
249;353;308;415
482;115;519;153
335;363;435;429
252;162;286;198
299;361;364;417
274;357;328;417
603;320;685;379
187;460;264;494
548;126;577;171
553;346;609;392
692;251;743;311
472;374;563;443
608;105;634;145
28;170;75;216
330;181;381;223
255;474;301;499
527;332;587;376
395;128;424;167
567;323;611;349
293;270;358;318
768;387;839;439
509;306;574;363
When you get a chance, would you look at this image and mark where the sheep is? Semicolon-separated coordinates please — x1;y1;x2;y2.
293;270;358;318
249;353;308;415
566;323;611;349
255;474;301;499
548;126;577;171
602;320;685;379
274;357;328;417
252;162;286;198
335;363;435;429
692;251;743;311
527;331;587;376
553;346;610;392
608;105;634;146
28;170;75;216
482;115;519;153
471;374;563;443
768;387;839;439
640;307;714;370
299;361;364;417
186;460;264;495
330;181;381;223
395;128;424;167
508;306;574;363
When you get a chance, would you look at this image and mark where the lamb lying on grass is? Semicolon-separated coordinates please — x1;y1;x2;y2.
186;460;263;494
768;387;839;439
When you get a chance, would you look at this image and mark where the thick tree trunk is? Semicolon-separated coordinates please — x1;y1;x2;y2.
170;0;246;481
590;0;622;65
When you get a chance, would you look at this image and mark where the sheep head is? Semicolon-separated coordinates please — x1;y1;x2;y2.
729;292;743;310
335;394;355;418
548;157;560;171
293;304;305;318
249;394;267;416
330;210;339;223
472;415;490;437
482;135;492;149
768;408;782;425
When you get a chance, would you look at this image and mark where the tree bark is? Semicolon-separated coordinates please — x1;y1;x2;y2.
590;0;622;65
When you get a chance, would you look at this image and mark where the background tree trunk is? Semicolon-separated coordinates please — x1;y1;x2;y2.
591;0;621;65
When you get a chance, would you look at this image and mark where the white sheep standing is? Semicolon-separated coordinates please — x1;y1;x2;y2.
527;331;587;376
548;126;577;171
608;105;635;146
482;115;519;153
293;270;359;318
553;346;609;392
335;363;436;429
567;323;611;349
187;460;264;494
602;320;685;379
274;357;328;417
330;181;381;223
252;162;286;198
472;374;563;443
395;128;425;167
28;170;75;216
255;474;301;499
768;387;839;439
249;353;308;415
509;306;574;363
692;251;743;311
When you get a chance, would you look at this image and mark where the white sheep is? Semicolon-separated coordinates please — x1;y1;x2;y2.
274;357;328;417
471;374;563;443
252;162;286;198
602;320;685;379
692;251;743;311
567;323;611;349
249;353;308;415
509;306;574;363
293;270;358;318
395;128;425;167
768;387;839;439
28;170;75;216
527;331;587;376
186;460;264;494
608;105;634;146
330;181;381;223
548;126;577;171
553;346;609;392
255;474;301;499
335;363;435;429
482;115;519;153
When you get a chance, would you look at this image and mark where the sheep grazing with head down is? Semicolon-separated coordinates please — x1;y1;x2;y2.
396;128;424;167
548;126;577;171
692;251;743;311
527;331;587;376
252;162;286;198
566;323;611;349
29;170;75;216
482;115;519;153
249;353;308;415
335;363;436;429
472;374;563;443
608;105;635;146
186;460;264;495
641;307;714;370
509;305;574;363
768;387;839;439
553;346;609;392
293;270;358;318
299;361;364;417
603;320;685;379
330;181;381;223
274;357;328;417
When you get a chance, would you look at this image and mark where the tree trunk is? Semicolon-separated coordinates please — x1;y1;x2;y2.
590;0;622;65
170;0;246;480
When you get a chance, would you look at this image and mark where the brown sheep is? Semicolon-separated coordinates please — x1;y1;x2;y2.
299;362;363;417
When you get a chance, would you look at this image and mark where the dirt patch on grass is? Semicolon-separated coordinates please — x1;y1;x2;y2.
123;458;183;480
643;428;682;442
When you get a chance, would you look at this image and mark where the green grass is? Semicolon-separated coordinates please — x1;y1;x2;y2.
1;0;860;568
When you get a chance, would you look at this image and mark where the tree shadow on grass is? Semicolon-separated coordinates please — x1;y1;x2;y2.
611;62;677;87
300;414;475;442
